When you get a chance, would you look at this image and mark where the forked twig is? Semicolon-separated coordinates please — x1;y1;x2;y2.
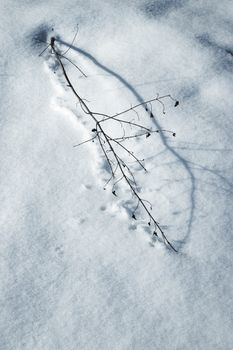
45;36;178;252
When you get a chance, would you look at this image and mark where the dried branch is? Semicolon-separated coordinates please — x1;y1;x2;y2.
45;36;178;252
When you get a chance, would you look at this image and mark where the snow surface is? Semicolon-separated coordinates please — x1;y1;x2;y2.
1;0;233;349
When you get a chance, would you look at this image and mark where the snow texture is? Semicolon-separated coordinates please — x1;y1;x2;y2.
0;0;233;349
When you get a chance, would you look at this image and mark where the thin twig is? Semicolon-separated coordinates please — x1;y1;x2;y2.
47;37;177;252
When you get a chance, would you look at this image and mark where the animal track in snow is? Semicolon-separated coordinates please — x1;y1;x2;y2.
81;184;92;191
100;205;106;211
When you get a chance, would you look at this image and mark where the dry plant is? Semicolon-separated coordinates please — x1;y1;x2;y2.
40;33;179;252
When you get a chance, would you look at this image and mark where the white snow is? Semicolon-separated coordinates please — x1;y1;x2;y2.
1;0;233;349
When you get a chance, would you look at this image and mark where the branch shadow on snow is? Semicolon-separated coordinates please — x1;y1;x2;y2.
196;33;233;73
57;38;196;249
